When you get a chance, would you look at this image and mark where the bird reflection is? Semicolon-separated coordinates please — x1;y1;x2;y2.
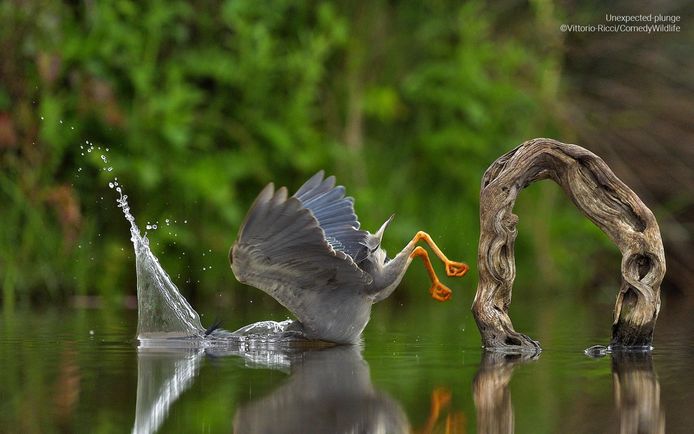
612;351;665;434
131;344;409;434
233;345;409;434
472;352;538;434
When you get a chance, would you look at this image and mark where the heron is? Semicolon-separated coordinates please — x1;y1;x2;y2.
230;171;468;344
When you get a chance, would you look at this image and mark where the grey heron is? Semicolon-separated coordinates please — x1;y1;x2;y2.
230;171;468;344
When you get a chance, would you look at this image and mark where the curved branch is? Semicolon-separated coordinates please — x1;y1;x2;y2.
472;138;665;352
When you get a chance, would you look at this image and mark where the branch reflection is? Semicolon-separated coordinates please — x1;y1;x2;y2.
472;352;538;434
612;352;665;434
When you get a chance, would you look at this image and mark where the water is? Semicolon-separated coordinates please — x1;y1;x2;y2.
114;184;292;347
1;301;693;433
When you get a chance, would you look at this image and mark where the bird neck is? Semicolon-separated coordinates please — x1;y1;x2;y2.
369;243;418;303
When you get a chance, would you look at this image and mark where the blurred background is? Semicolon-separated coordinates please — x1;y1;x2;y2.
0;0;691;313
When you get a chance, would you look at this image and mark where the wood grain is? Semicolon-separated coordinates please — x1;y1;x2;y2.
473;138;665;352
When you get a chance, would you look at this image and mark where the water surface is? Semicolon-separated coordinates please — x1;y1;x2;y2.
1;294;692;433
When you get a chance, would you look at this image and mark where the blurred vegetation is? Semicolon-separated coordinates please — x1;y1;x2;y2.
3;0;687;310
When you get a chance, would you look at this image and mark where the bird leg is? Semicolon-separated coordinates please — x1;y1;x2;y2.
410;247;453;302
411;231;469;277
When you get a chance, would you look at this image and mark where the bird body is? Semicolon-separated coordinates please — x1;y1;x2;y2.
230;171;468;344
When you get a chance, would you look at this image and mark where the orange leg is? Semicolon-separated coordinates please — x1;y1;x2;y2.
410;247;453;302
412;231;469;277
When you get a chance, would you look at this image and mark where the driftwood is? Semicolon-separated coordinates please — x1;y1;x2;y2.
472;138;665;352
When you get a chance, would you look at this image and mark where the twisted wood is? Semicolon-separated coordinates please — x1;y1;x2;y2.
473;138;665;352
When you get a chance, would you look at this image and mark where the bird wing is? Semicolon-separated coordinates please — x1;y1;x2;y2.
293;171;368;262
231;182;372;319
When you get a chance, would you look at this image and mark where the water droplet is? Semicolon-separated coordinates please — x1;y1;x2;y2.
152;224;157;229
40;116;44;120
106;148;110;151
116;187;122;193
107;167;113;172
101;155;108;163
59;120;63;124
184;220;188;224
87;148;92;153
165;219;170;225
77;167;82;172
89;330;94;336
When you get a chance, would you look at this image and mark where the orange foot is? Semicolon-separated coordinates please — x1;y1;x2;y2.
445;261;469;277
430;281;452;302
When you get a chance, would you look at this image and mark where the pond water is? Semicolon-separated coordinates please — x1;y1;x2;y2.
1;292;692;434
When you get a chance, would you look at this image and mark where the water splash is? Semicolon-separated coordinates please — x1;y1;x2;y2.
114;184;292;345
116;187;205;340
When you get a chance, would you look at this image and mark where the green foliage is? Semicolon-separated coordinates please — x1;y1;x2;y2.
0;0;611;305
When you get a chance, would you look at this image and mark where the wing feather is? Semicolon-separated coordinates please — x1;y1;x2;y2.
292;171;368;261
231;182;372;324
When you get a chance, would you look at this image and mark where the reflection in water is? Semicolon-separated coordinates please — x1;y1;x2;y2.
132;344;409;434
612;352;665;434
414;388;466;434
472;352;538;434
473;350;666;434
132;348;204;434
233;345;409;434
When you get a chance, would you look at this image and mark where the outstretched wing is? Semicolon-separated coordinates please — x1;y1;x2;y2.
293;171;368;261
230;182;372;320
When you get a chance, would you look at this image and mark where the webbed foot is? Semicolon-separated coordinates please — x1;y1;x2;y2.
445;261;469;277
430;281;453;302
